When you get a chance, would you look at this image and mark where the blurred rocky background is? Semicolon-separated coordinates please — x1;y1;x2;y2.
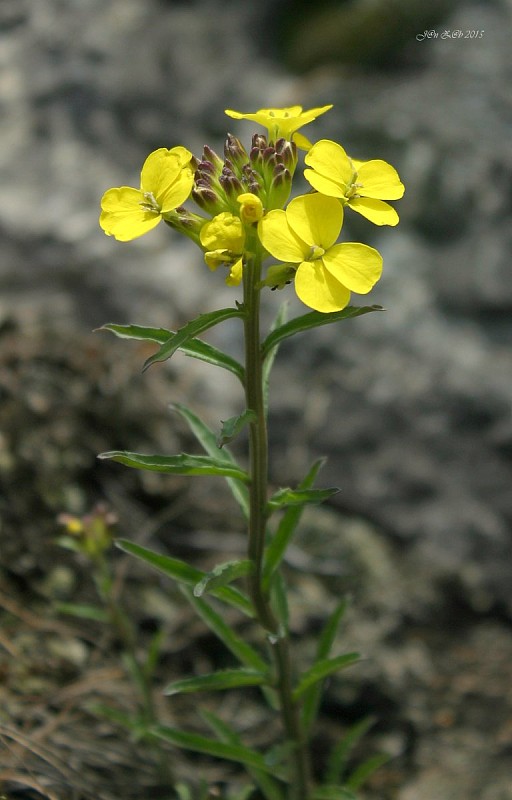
1;0;512;799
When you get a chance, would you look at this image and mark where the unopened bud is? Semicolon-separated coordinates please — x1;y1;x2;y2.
224;133;249;174
275;139;298;174
219;170;244;200
252;133;268;150
202;145;224;174
192;184;221;215
266;166;292;210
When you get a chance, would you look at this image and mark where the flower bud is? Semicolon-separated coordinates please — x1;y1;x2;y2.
224;133;249;174
266;165;292;210
237;192;264;225
219;169;244;202
252;133;268;150
275;138;298;174
202;145;224;174
192;183;222;215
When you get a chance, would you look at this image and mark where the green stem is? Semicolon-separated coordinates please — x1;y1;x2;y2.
242;248;311;800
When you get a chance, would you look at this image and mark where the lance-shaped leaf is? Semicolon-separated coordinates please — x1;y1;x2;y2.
100;322;245;382
218;409;257;447
116;540;253;617
292;653;360;701
165;667;266;696
261;305;383;359
201;710;285;800
55;602;109;623
98;451;250;483
171;403;250;518
344;754;389;791
302;598;351;732
181;586;266;672
325;715;376;786
262;458;326;592
194;559;254;598
267;486;339;513
150;725;275;774
143;307;244;370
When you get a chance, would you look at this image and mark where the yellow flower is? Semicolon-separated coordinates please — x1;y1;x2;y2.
225;105;332;146
258;193;382;313
304;139;404;226
100;147;194;241
200;212;245;286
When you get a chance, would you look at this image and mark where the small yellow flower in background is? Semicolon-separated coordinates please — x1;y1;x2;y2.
258;193;383;313
200;212;245;286
304;139;404;226
225;105;333;147
100;147;194;241
237;192;264;225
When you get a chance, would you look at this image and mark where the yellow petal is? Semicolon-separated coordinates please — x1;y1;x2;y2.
348;197;399;226
226;257;243;286
99;187;161;241
294;260;350;313
258;210;308;263
322;243;383;294
304;139;353;195
286;193;343;250
356;160;405;200
303;169;344;198
200;212;244;252
204;248;230;271
159;167;194;212
140;148;193;211
292;132;313;151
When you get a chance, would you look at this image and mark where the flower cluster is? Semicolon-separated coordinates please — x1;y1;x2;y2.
100;105;404;312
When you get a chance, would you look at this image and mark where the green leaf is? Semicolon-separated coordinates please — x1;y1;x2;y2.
262;458;326;592
55;602;109;623
325;715;376;786
98;451;250;483
100;323;245;382
312;786;357;800
293;653;360;701
262;301;288;416
269;570;289;632
261;305;383;359
172;403;250;518
201;710;285;800
218;409;257;447
181;586;266;672
98;323;172;343
302;599;351;732
345;754;389;791
143;307;244;370
116;539;253;617
164;668;266;696
194;559;254;598
267;486;339;512
151;724;275;774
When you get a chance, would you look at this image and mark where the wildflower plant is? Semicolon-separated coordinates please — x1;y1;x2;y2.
98;104;403;800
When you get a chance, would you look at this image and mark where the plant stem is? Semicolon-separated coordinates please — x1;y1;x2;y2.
242;249;311;800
